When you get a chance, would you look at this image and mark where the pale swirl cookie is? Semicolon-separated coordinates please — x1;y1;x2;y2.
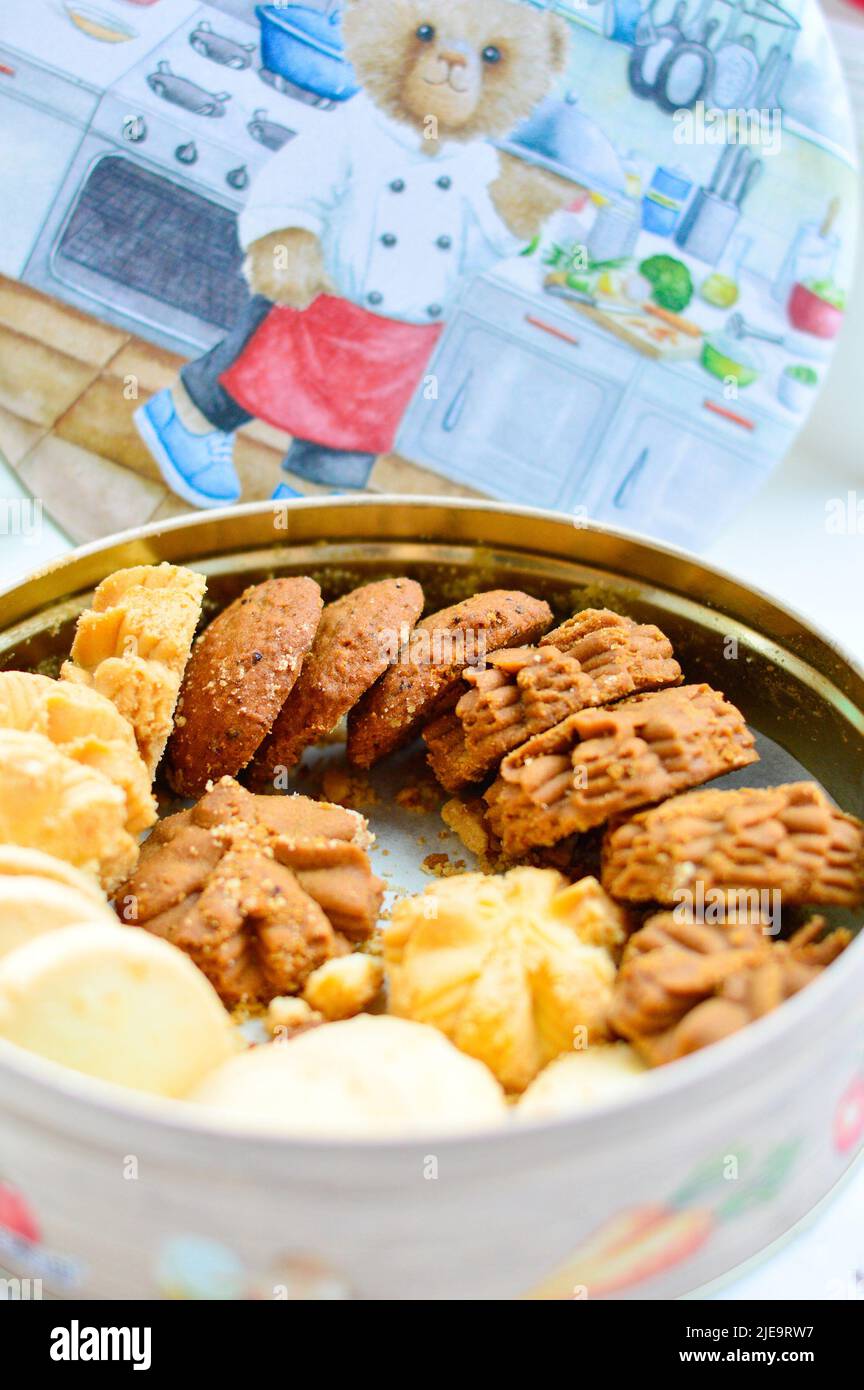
385;867;627;1093
0;729;137;891
0;671;155;834
61;562;206;779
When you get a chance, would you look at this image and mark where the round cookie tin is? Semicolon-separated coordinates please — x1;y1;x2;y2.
0;497;861;1301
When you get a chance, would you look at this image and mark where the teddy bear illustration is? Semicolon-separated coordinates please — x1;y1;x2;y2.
136;0;574;507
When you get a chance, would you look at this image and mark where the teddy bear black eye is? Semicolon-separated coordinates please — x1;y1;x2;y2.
482;45;502;64
416;23;436;42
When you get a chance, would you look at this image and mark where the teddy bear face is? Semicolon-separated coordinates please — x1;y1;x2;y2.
342;0;570;142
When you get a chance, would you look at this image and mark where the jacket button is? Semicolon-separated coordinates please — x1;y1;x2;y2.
437;176;452;190
427;304;443;318
436;235;452;250
381;233;397;247
389;179;406;193
368;291;384;306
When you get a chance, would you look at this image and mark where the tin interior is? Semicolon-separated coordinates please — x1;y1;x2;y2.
1;496;862;945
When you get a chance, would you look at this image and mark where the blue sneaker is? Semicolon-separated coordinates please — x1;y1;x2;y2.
134;388;241;509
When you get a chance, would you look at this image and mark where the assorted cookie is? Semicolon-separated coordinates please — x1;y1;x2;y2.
0;847;117;961
485;684;757;856
251;577;424;783
62;562;205;779
601;782;864;906
0;729;138;891
115;778;383;1007
0;671;156;835
609;912;851;1067
192;1015;508;1137
0;557;860;1132
166;577;323;797
346;590;554;768
0;923;238;1098
424;608;683;793
386;867;627;1093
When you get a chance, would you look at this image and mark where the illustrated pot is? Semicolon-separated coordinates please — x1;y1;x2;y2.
788;282;844;339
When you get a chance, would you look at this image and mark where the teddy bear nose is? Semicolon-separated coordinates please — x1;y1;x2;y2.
438;42;471;70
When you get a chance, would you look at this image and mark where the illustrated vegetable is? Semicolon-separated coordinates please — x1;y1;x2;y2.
785;365;818;385
805;278;846;311
700;272;739;309
639;255;694;313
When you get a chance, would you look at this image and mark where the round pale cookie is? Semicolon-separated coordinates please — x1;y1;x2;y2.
192;1015;508;1137
0;846;108;904
0;670;155;834
347;589;553;768
0;729;137;892
0;924;239;1097
0;877;117;961
517;1043;646;1120
252;577;424;781
167;577;323;797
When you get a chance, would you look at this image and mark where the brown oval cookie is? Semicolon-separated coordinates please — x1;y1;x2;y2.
346;590;553;769
251;577;424;783
166;578;322;797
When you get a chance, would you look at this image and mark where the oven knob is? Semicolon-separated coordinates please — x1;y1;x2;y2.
226;165;249;191
123;115;147;144
175;141;198;166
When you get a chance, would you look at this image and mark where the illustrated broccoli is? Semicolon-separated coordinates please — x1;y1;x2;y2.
639;255;694;313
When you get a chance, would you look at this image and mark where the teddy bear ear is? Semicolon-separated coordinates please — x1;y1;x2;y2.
547;13;571;76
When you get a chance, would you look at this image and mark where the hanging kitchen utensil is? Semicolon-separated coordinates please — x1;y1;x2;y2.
720;144;750;201
628;1;688;100
654;17;720;114
758;47;791;110
732;153;763;207
711;3;762;107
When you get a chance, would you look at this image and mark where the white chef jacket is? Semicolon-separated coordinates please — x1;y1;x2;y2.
238;93;522;325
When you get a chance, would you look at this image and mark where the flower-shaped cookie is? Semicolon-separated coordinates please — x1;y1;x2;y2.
0;671;155;834
385;867;627;1092
609;912;851;1066
115;778;383;1006
0;729;138;890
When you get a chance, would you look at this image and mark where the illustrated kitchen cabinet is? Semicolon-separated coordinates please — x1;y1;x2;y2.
397;281;630;511
585;378;788;548
0;50;96;279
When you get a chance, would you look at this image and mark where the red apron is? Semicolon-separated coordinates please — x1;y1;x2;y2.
219;295;443;455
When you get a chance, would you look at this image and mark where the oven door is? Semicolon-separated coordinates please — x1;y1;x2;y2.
23;138;251;356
